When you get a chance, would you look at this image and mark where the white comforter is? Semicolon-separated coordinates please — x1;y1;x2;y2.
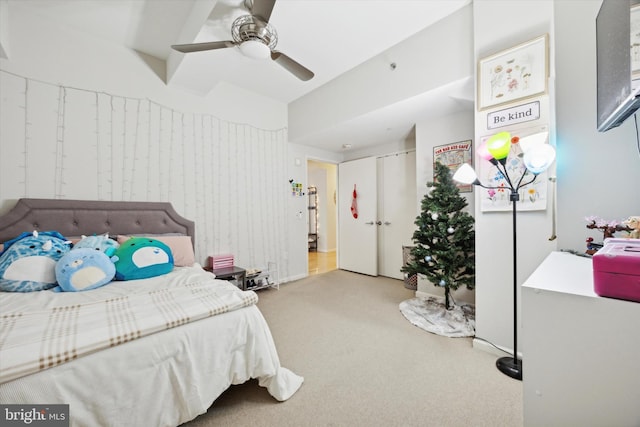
0;265;303;426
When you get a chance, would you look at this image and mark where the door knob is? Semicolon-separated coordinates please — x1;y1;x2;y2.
376;221;382;225
384;221;391;225
365;221;374;225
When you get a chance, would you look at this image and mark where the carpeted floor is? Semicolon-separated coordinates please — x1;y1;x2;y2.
182;270;523;427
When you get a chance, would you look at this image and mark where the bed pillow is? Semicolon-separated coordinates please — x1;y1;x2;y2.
117;235;194;266
0;231;71;292
54;248;116;292
113;237;174;280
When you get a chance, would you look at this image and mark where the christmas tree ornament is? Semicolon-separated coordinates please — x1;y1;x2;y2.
424;255;432;262
439;279;446;286
431;213;439;220
447;227;455;234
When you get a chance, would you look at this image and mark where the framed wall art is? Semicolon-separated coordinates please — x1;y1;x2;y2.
477;34;549;111
433;140;473;193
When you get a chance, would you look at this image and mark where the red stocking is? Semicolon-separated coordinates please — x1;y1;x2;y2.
351;185;358;219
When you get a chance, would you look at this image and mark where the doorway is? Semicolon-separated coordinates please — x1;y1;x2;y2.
307;160;337;275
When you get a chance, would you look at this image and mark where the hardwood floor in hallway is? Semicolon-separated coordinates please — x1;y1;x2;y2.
308;250;336;275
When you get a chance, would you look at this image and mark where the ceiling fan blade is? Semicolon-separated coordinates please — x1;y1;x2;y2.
171;40;236;53
271;51;314;81
248;0;276;23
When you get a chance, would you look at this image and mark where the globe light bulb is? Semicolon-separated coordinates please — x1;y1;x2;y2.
477;141;494;161
452;163;478;185
523;144;556;174
519;131;548;154
486;131;512;160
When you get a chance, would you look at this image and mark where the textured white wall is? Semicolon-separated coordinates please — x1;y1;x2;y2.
0;3;298;280
472;0;640;358
554;0;640;251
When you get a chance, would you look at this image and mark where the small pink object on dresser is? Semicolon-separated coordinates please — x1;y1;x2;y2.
592;238;640;303
208;254;234;269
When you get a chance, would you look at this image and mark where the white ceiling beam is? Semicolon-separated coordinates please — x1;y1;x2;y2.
167;0;218;84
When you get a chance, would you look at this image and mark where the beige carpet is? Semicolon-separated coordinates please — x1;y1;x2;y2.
182;270;523;427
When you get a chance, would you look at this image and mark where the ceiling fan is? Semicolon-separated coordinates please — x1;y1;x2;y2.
171;0;314;81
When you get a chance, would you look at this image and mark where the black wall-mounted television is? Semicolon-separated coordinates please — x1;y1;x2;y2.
596;0;640;132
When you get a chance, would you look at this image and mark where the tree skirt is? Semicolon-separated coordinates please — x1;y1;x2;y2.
399;296;475;338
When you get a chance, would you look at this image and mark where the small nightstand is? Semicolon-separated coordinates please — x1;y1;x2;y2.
204;266;246;290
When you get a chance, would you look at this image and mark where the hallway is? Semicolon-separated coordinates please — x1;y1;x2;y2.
308;250;336;275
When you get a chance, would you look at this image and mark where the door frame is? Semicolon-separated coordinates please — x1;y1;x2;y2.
306;156;339;273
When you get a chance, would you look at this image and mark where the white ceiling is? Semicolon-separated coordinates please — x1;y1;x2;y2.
13;0;473;152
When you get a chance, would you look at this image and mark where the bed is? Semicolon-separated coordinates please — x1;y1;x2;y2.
0;198;303;427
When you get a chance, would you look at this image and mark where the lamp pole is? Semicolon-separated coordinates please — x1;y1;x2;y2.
452;130;555;382
495;188;523;380
478;163;536;381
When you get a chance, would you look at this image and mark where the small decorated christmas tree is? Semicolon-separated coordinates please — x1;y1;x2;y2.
402;162;475;309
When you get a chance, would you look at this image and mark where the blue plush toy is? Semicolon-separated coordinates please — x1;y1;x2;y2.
53;248;116;292
0;231;71;292
73;234;119;256
113;237;174;281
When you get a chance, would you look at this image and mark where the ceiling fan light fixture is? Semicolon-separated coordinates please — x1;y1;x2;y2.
239;40;271;60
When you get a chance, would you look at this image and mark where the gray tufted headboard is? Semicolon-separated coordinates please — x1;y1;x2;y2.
0;199;195;246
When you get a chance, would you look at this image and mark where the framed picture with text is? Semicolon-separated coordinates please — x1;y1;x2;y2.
477;34;549;111
433;140;473;193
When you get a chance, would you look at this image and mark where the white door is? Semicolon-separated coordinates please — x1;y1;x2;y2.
338;157;377;276
377;152;417;279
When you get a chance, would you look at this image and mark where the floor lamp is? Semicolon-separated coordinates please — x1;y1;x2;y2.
453;131;555;381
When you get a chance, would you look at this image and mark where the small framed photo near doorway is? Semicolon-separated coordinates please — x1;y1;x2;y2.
477;34;549;111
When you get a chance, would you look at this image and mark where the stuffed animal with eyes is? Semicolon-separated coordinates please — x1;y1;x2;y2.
53;248;116;292
623;216;640;239
0;231;71;292
113;237;174;281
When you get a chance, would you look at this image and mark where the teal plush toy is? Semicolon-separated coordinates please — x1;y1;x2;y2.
113;237;174;281
0;231;71;292
54;248;116;292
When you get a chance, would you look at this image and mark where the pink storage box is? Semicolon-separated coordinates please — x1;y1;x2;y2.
207;254;234;269
592;239;640;303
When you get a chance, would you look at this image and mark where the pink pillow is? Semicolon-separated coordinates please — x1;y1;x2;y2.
117;235;195;267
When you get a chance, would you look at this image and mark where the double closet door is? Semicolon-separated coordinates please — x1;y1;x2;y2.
338;151;416;279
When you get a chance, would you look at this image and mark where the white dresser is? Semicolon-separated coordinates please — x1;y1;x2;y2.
522;251;640;427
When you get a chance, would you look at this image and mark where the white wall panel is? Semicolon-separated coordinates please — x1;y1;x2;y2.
0;4;296;279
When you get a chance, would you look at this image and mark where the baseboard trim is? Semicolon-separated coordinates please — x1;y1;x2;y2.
473;338;512;357
279;273;308;284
